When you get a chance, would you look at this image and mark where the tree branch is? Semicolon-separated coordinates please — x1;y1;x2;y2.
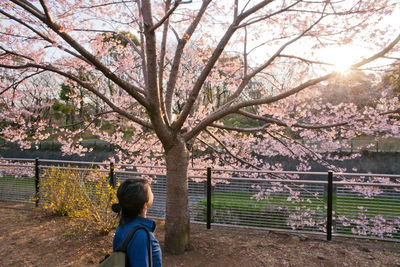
351;34;400;69
0;45;34;61
10;0;150;109
0;10;92;64
185;33;400;141
61;111;118;137
210;123;270;133
136;1;149;95
78;1;132;9
205;128;261;170
10;0;45;20
380;108;400;116
278;54;334;66
0;70;46;96
165;0;212;121
211;122;337;172
224;8;327;106
39;0;52;22
382;56;400;60
158;0;172;127
243;27;248;77
0;9;52;43
59;111;114;128
44;44;93;65
173;0;274;131
233;0;238;20
150;0;181;31
237;110;348;130
271;129;336;171
197;137;233;167
236;0;301;29
114;32;144;59
265;130;296;157
213;104;400;135
141;0;174;146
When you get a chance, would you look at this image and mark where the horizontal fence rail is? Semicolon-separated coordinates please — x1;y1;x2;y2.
1;157;399;242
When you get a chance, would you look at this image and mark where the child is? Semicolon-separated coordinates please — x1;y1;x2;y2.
112;179;162;267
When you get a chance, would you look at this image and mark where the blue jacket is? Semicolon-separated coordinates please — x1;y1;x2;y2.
113;217;162;267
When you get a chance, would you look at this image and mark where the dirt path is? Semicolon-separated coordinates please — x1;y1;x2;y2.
0;202;399;267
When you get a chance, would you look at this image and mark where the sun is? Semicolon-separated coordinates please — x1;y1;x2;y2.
329;49;357;74
332;60;353;74
320;45;364;74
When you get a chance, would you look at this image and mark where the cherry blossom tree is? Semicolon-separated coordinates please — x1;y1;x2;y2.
1;0;400;253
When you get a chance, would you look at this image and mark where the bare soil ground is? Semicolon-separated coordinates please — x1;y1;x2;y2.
0;201;399;267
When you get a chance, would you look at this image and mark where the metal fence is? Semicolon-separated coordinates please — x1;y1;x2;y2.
0;158;36;203
1;158;399;242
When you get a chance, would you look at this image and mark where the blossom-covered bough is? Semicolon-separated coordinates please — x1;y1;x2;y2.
1;0;400;253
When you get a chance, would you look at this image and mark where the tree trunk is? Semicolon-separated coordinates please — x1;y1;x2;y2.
164;137;190;254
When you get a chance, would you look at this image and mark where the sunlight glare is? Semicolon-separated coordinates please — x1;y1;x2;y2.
333;61;352;74
321;46;364;74
329;48;357;74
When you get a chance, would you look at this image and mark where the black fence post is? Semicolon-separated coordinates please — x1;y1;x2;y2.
206;167;212;229
109;162;115;188
35;158;40;207
327;171;333;241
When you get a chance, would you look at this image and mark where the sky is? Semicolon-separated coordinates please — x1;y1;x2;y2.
3;0;399;78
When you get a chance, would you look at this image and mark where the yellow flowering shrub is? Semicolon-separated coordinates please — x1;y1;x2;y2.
69;171;118;234
40;166;118;234
41;166;81;216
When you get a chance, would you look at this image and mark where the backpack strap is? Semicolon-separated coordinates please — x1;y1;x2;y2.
116;226;153;267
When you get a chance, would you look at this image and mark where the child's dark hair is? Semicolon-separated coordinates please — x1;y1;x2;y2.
112;179;150;224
